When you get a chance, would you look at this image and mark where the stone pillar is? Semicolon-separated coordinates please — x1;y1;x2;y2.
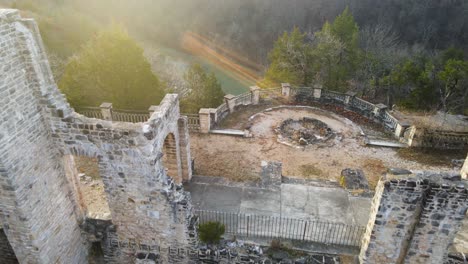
461;154;468;179
199;108;211;133
209;108;218;125
178;117;192;182
100;102;113;121
407;126;423;147
148;105;159;117
224;94;236;113
261;161;282;189
394;121;411;138
250;86;260;105
281;83;291;98
345;91;357;105
313;84;322;99
373;103;388;118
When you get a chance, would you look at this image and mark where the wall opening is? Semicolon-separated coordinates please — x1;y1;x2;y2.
0;229;19;264
162;133;181;183
64;155;111;220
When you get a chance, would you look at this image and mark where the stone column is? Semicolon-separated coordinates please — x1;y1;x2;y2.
261;161;282;189
148;105;159;117
209;108;218;125
199;108;211;133
373;103;388;118
461;154;468;179
394;121;411;138
313;84;322;99
178;117;192;182
224;94;236;113
345;91;357;105
407;126;424;147
281;83;291;98
250;86;260;105
100;102;113;121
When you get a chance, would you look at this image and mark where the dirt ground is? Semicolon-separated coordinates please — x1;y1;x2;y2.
190;106;463;189
75;156;111;220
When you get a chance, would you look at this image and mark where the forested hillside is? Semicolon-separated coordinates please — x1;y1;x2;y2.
5;0;468;63
3;0;468;113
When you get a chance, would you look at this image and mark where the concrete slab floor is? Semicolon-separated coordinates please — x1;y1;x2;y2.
185;181;372;226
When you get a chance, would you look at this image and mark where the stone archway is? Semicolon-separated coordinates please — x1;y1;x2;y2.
162;133;182;183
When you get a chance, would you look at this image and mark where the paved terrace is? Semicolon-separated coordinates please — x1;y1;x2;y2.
185;176;372;226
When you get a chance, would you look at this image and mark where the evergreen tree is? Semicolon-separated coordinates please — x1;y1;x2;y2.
59;25;164;110
313;7;361;90
261;27;312;87
180;64;225;113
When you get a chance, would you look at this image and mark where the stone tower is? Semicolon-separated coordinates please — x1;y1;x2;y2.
0;9;195;263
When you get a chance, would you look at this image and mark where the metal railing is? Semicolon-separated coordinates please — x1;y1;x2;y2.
76;107;103;119
195;210;365;247
111;109;151;123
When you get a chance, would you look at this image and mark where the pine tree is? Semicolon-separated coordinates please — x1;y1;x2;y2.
180;64;225;113
59;25;164;110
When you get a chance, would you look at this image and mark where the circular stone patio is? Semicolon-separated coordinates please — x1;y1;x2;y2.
190;105;460;188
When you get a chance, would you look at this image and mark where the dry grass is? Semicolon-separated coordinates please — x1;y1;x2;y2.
193;146;261;182
397;148;466;167
362;158;387;190
340;255;357;264
299;164;324;179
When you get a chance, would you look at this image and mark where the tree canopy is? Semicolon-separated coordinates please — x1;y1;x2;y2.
262;8;468;114
262;8;360;90
180;64;225;113
58;25;165;110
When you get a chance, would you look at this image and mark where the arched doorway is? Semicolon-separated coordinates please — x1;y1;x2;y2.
162;133;181;183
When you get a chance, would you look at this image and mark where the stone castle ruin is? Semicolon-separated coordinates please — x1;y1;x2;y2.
0;9;194;263
1;8;468;264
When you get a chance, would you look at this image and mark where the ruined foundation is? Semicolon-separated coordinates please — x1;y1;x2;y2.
360;173;468;264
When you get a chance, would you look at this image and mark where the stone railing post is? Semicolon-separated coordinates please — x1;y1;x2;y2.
148;105;159;117
250;86;260;105
313;84;322;99
394;121;411;138
209;108;218;126
345;91;357;105
281;83;291;98
224;94;236;113
100;102;113;121
199;108;211;133
373;103;388;118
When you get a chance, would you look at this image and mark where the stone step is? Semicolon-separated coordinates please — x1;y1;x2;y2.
366;139;407;148
210;129;245;136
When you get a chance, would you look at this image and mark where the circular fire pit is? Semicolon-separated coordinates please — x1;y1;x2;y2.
276;117;340;147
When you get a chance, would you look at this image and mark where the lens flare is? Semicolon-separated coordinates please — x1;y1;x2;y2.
181;31;263;87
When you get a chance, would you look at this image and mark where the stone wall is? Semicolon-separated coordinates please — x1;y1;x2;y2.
0;10;88;263
360;174;468;264
0;9;195;263
358;179;385;263
407;127;468;149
